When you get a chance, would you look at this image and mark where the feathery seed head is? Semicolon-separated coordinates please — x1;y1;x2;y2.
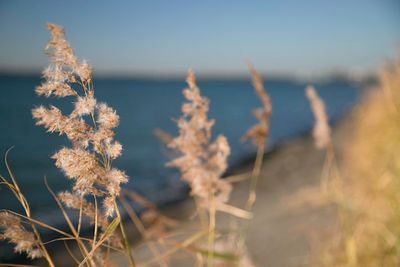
305;85;331;149
167;69;232;206
52;147;101;194
243;64;272;146
45;23;91;82
72;96;97;117
97;103;120;129
103;197;116;217
33;23;129;215
0;212;42;259
104;141;123;159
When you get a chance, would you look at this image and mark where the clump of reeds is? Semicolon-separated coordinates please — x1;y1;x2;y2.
299;58;400;267
319;58;400;267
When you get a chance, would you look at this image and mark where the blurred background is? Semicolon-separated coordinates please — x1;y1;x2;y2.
0;0;399;264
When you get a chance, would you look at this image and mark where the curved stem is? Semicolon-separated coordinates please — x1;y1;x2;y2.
114;199;136;267
3;151;56;267
245;144;265;211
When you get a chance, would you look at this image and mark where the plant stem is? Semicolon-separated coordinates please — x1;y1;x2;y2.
114;199;136;267
207;195;216;267
245;144;265;211
237;144;265;265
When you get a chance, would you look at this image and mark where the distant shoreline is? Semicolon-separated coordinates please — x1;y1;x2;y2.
0;72;377;85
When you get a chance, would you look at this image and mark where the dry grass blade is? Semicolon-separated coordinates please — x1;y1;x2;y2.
224;173;250;183
92;195;99;251
4;147;32;217
188;246;238;262
78;217;120;267
42;236;123;252
113;199;136;267
216;202;253;220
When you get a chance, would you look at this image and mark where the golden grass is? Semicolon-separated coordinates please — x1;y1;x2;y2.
311;58;400;266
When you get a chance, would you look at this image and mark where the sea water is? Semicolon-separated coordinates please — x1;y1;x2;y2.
0;75;361;216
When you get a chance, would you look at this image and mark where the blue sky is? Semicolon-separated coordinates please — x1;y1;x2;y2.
0;0;399;78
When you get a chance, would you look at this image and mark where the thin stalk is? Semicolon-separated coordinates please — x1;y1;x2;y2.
237;144;265;265
207;195;216;267
114;199;136;267
92;195;99;251
194;197;208;229
77;196;84;236
245;144;265;211
43;237;123;252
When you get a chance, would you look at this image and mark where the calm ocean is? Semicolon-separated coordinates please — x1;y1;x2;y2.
0;75;361;218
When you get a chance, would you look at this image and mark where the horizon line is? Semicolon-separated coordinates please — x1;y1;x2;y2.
0;69;376;83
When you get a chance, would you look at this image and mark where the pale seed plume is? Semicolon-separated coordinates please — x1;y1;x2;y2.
32;23;128;217
243;64;272;146
305;85;331;149
0;211;42;259
72;95;97;117
167;69;232;206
